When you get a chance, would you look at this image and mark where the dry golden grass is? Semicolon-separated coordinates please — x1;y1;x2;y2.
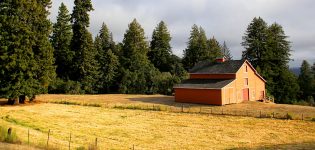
0;142;41;150
36;94;315;120
0;102;315;149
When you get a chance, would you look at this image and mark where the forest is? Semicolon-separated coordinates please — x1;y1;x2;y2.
0;0;314;105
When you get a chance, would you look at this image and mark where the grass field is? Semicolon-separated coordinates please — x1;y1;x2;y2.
0;94;315;149
37;94;315;120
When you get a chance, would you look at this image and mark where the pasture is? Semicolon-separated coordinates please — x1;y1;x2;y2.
0;94;315;149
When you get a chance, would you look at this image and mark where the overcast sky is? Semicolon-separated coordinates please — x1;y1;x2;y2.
49;0;315;67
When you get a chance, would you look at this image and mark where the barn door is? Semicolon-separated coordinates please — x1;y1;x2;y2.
243;88;249;101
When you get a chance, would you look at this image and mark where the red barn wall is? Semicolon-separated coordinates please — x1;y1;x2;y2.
174;88;222;105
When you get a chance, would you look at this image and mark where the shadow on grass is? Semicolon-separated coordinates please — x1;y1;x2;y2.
0;99;8;106
229;141;315;150
127;96;216;107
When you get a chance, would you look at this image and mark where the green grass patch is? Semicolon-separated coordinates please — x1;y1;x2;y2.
50;100;101;107
113;104;162;111
0;126;20;143
1;115;43;132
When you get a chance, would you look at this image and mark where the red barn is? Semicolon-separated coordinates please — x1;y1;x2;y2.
174;58;266;105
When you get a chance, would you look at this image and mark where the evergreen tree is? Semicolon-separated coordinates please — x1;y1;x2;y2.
221;41;232;60
51;3;73;80
207;36;222;60
149;21;172;72
32;0;56;95
242;17;297;103
274;69;300;103
182;25;208;69
0;0;55;104
242;17;268;67
298;60;313;99
120;19;159;94
95;23;119;93
70;0;99;93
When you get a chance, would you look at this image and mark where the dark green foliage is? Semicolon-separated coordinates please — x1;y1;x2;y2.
78;31;99;94
70;0;99;93
121;19;150;71
169;55;188;80
298;60;314;99
221;41;232;60
273;69;299;103
183;25;208;69
51;3;73;80
120;19;160;94
152;72;180;95
242;17;269;68
32;0;56;94
0;0;55;103
149;21;173;72
183;25;223;70
48;78;81;94
95;23;119;93
242;17;299;103
207;36;223;60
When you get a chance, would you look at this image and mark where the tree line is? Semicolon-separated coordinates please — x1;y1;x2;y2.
1;0;313;105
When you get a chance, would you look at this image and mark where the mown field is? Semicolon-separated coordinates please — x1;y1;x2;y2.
37;94;315;120
0;94;315;149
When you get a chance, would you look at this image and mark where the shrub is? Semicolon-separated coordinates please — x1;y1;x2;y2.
292;100;309;106
307;96;314;106
286;113;293;120
48;78;82;94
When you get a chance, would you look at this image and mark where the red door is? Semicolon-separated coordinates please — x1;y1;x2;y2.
243;88;249;101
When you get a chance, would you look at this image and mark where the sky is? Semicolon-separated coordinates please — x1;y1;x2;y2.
49;0;315;68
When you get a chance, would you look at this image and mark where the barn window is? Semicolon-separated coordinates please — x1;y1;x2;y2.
245;65;248;72
245;78;248;86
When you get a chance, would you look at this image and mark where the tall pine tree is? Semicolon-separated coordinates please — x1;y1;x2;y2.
51;3;73;80
70;0;99;93
95;23;119;93
221;41;232;60
0;0;55;104
120;19;159;94
149;21;172;72
242;17;298;103
242;17;268;68
207;36;222;60
182;25;208;69
33;0;56;95
298;60;313;100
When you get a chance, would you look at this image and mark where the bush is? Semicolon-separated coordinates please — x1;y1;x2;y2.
307;96;314;106
152;72;181;95
286;113;293;120
49;78;82;94
292;100;309;106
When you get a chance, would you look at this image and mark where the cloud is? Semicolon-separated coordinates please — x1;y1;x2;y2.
49;0;315;67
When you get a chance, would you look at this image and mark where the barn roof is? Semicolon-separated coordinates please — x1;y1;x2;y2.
174;79;234;89
189;60;245;74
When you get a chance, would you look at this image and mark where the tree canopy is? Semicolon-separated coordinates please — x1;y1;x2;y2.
0;0;55;104
51;3;73;80
242;17;299;103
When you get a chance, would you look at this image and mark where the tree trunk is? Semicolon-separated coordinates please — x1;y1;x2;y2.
19;95;26;104
8;98;19;105
30;95;36;101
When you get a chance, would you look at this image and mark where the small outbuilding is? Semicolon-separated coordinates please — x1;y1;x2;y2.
174;58;266;105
